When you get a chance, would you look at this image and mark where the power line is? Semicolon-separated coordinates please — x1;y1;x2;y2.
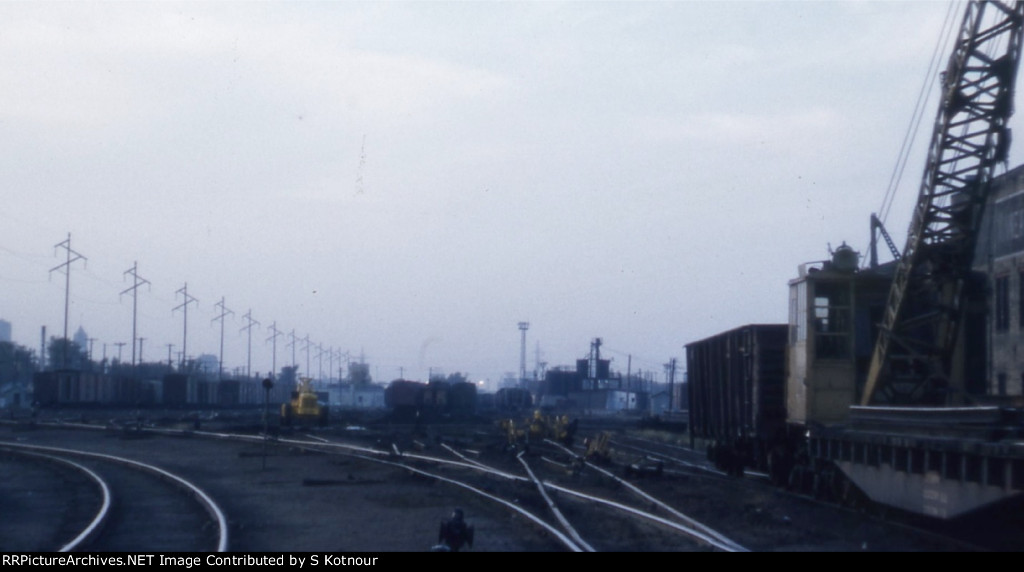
301;334;312;379
120;261;150;368
173;283;198;370
211;297;234;381
287;329;298;372
49;233;87;369
266;321;283;380
240;309;260;378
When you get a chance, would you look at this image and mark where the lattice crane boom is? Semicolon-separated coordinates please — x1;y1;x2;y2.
863;0;1024;406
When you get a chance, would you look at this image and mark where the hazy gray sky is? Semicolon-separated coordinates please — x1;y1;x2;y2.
0;1;1003;388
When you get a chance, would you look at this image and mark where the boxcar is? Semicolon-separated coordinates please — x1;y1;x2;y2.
685;324;788;476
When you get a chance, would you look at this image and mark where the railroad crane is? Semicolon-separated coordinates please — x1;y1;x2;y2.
689;1;1024;520
864;0;1024;405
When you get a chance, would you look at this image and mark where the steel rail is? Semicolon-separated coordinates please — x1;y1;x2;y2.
0;447;113;552
296;434;745;552
20;421;747;551
516;451;596;552
544;439;750;552
0;440;229;552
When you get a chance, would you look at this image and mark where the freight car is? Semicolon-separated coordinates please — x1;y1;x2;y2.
686;324;787;477
383;379;478;421
494;387;532;413
32;370;159;407
33;370;294;410
447;381;478;420
384;380;425;421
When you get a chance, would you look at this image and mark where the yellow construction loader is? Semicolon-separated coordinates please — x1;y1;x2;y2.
281;377;328;427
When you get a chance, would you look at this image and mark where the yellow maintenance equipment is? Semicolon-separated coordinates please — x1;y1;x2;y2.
527;410;577;446
498;418;525;448
583;431;611;463
500;410;578;450
281;377;328;427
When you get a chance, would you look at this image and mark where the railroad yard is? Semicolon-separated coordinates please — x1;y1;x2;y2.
2;409;1017;553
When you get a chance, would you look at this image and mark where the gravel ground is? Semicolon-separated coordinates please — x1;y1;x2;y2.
2;413;1017;552
0;421;562;552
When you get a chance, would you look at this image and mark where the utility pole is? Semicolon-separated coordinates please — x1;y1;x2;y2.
173;283;198;370
316;343;326;383
137;337;145;364
40;326;46;371
50;233;86;370
287;330;298;372
664;358;677;412
115;342;126;364
518;322;529;388
266;321;283;380
121;261;150;369
240;309;260;379
212;297;234;381
338;349;352;382
301;334;312;381
166;343;174;369
533;341;543;382
627;354;633;392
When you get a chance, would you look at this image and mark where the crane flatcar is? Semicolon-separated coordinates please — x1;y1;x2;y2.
687;247;1024;518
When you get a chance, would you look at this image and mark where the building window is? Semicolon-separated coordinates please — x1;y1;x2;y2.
996;275;1010;332
789;281;807;344
813;281;851;359
1019;271;1024;329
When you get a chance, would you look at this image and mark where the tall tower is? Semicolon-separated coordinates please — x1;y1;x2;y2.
518;322;529;388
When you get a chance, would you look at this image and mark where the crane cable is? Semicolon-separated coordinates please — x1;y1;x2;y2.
877;0;962;230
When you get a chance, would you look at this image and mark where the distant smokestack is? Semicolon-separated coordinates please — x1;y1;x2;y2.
518;322;529;388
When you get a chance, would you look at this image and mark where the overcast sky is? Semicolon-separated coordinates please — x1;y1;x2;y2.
1;1;1010;388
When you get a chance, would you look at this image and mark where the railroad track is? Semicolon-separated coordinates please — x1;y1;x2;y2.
289;433;746;552
604;431;1004;552
2;418;1010;551
0;441;228;552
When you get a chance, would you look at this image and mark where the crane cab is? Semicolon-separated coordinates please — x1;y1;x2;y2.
785;248;892;427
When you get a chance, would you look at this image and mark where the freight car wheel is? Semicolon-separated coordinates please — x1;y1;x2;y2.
768;449;792;487
788;464;812;493
815;464;842;502
837;473;869;511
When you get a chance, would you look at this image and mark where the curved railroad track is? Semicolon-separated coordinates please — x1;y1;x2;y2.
0;439;228;552
287;432;745;551
3;415;1017;551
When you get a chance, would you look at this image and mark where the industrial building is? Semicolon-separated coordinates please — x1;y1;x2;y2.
976;163;1024;398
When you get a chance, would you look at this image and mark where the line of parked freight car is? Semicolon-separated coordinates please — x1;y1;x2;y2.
32;370;535;423
382;379;533;421
31;370;299;409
